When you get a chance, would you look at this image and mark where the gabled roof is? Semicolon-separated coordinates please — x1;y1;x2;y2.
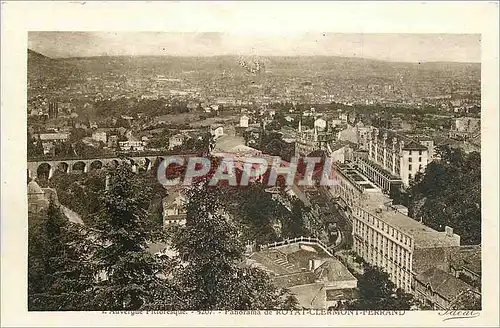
28;180;44;194
450;245;481;275
402;140;428;151
314;258;357;283
326;288;359;301
415;267;474;302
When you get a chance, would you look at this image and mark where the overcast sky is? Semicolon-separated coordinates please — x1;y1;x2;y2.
28;32;481;63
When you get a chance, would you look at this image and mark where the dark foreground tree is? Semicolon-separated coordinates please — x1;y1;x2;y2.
451;290;481;310
409;146;481;245
347;264;414;310
172;181;299;310
89;163;180;310
281;197;308;239
28;200;94;310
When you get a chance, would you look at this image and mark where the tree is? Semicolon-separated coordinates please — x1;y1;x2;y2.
27;132;44;158
171;181;298;310
88;163;179;310
224;183;280;245
28;200;95;310
409;146;481;245
281;198;308;239
266;119;281;131
148;128;170;149
48;169;106;225
347;264;414;310
451;290;481;310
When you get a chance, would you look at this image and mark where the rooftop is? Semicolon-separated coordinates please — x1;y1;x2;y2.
146;242;178;257
356;157;401;181
249;250;300;276
38;133;69;140
415;267;474;302
376;128;428;151
28;180;45;194
325;288;359;302
288;283;325;309
361;193;461;248
403;140;429;151
335;162;381;193
450;245;481;275
315;258;357;283
213;135;247;153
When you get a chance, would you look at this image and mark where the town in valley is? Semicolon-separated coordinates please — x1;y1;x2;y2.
27;32;481;312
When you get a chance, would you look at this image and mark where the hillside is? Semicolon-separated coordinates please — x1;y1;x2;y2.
27;51;480;100
28;49;52;63
27;49;82;97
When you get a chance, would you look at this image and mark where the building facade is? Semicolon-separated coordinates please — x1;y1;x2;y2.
413;267;479;310
367;128;429;186
240;115;249;128
354;157;404;195
351;195;460;293
118;140;145;151
162;192;187;227
92;131;107;143
295;120;337;157
449;117;480;140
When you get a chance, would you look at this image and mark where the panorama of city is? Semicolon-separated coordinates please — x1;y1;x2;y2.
27;32;481;312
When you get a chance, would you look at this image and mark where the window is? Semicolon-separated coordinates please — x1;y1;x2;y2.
409;173;412;180
409;164;412;171
418;157;422;162
409;157;412;163
419;150;422;155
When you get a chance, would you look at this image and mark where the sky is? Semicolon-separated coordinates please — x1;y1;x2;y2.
28;32;481;63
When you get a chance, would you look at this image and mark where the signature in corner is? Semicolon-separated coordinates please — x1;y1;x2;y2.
438;310;480;321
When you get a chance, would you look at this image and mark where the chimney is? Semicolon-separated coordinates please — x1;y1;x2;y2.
445;226;453;237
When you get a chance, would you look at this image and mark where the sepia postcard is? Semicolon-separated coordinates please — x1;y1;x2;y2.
1;1;499;327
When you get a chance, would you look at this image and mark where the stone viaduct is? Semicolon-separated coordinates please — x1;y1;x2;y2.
27;155;169;180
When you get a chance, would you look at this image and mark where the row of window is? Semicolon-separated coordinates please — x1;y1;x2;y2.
408;157;423;163
408;164;423;171
353;240;411;292
356;230;411;269
353;208;413;248
371;145;426;158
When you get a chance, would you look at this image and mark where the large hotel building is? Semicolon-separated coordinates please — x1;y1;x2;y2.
331;162;461;293
365;127;432;187
351;193;460;293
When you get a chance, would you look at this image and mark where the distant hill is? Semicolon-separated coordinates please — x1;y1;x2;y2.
28;49;52;62
28;49;82;96
27;51;480;98
28;49;58;71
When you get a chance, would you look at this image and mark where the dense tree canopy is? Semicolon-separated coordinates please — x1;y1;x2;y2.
346;264;414;310
171;181;299;310
28;163;301;311
28;201;95;310
87;163;178;310
409;146;481;245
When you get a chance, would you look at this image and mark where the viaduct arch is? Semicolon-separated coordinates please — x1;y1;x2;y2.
27;155;159;180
